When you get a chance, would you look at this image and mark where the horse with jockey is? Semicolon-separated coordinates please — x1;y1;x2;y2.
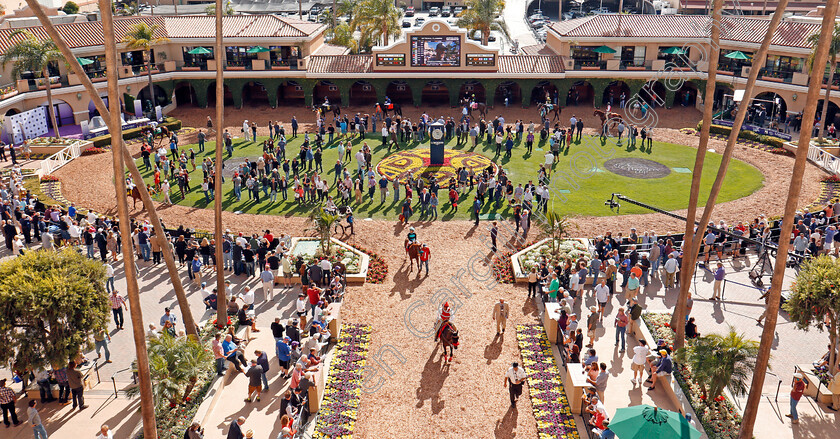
434;301;459;361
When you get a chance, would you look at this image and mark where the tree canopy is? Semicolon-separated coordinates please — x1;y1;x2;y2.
62;1;80;14
457;0;505;46
0;249;109;372
674;325;760;399
784;255;840;373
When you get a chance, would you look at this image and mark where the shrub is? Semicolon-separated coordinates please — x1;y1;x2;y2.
62;1;79;14
696;121;786;149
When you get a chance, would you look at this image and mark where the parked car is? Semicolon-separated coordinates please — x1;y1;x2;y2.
402;20;411;28
470;30;497;42
453;6;463;16
429;6;440;16
590;7;611;14
441;6;451;17
405;6;415;17
415;17;426;26
562;12;575;20
531;20;549;29
529;13;548;23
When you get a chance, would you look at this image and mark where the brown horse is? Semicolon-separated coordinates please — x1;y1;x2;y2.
594;109;625;127
538;102;562;122
438;321;459;362
461;98;487;120
313;103;341;118
406;240;421;273
129;186;143;209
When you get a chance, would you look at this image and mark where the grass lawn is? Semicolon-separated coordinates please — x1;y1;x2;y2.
133;131;764;220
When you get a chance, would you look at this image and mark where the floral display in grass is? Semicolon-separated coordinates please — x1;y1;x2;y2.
353;245;388;284
81;147;108;156
313;323;371;439
518;239;589;273
642;313;741;439
516;324;580;439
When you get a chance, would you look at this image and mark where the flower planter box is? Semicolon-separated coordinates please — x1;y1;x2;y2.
822;84;840;91
226;66;247;71
181;66;202;71
716;70;734;76
0;90;19;100
625;66;646;71
272;66;291;70
796;364;834;404
581;66;601;70
761;77;784;83
287;237;370;285
92;77;107;83
510;237;592;284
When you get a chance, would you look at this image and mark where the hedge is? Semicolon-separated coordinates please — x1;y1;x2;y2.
696;121;785;149
90;117;183;148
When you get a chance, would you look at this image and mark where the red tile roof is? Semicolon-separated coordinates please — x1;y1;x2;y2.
520;43;557;56
0;16;166;53
498;55;564;74
0;15;324;53
549;14;820;49
312;43;351;56
307;55;373;74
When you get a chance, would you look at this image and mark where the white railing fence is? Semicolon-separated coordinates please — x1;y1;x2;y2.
38;141;86;177
807;144;840;175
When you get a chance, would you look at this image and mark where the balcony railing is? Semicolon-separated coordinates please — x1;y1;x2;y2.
619;60;649;70
573;60;606;70
269;58;300;70
759;67;794;83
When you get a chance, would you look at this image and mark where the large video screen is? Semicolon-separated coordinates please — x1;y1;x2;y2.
410;36;460;67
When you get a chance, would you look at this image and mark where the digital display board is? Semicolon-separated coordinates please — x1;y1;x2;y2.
466;54;495;67
410;36;460;67
376;54;406;66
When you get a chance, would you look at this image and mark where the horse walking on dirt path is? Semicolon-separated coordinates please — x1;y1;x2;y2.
438;321;459;362
406;240;421;273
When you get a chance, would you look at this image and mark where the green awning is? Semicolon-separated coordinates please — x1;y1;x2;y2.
246;46;270;53
661;46;687;55
187;47;212;55
76;57;95;66
592;45;617;54
725;50;751;60
609;405;701;439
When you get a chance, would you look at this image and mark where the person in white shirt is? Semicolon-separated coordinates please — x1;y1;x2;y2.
295;293;308;328
97;424;115;439
544;151;555;168
631;339;651;385
243;120;250;141
238;286;255;310
594;280;610;321
504;362;527;405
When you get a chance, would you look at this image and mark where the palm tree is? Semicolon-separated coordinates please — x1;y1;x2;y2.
0;31;63;139
355;0;402;46
536;210;573;256
807;22;840;143
457;0;505;46
127;333;212;406
307;209;339;254
674;326;760;400
121;22;170;116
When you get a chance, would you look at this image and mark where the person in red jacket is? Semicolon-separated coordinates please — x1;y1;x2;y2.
419;243;430;276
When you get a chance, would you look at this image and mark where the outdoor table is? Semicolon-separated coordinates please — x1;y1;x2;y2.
543;302;562;344
566;362;590;414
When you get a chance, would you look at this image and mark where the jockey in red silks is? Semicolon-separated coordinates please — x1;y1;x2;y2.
434;301;452;342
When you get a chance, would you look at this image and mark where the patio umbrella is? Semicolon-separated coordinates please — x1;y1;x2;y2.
76;57;95;66
187;47;212;55
608;405;701;439
661;47;687;55
593;45;617;54
725;50;751;60
246;46;270;54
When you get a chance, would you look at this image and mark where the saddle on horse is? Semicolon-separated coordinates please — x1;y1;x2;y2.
470;102;478;110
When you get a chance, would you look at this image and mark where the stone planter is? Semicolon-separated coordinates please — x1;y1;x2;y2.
288;237;370;285
510;237;592;284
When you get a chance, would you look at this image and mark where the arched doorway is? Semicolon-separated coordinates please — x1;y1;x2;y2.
207;82;234;107
174;81;197;107
639;81;667;108
495;81;521;107
531;81;558;105
602;81;631;107
40;99;75;127
714;84;735;113
137;84;170;111
242;81;270;107
421;81;449;106
349;81;377;106
566;81;594;106
277;81;305;106
313;81;341;105
818;100;840;129
676;82;698;108
750;92;786;126
4;108;21;117
459;81;485;103
386;81;413;105
89;95;116;118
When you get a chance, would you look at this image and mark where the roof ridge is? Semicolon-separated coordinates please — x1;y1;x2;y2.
235;14;260;38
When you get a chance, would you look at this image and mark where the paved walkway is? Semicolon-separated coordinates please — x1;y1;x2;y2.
503;0;539;49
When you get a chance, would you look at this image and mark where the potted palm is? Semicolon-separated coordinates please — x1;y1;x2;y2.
674;326;760;400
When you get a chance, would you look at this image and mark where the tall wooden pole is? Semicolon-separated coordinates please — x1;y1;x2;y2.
23;0;200;340
739;1;840;436
99;0;158;437
214;0;227;327
672;0;723;346
672;0;790;347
